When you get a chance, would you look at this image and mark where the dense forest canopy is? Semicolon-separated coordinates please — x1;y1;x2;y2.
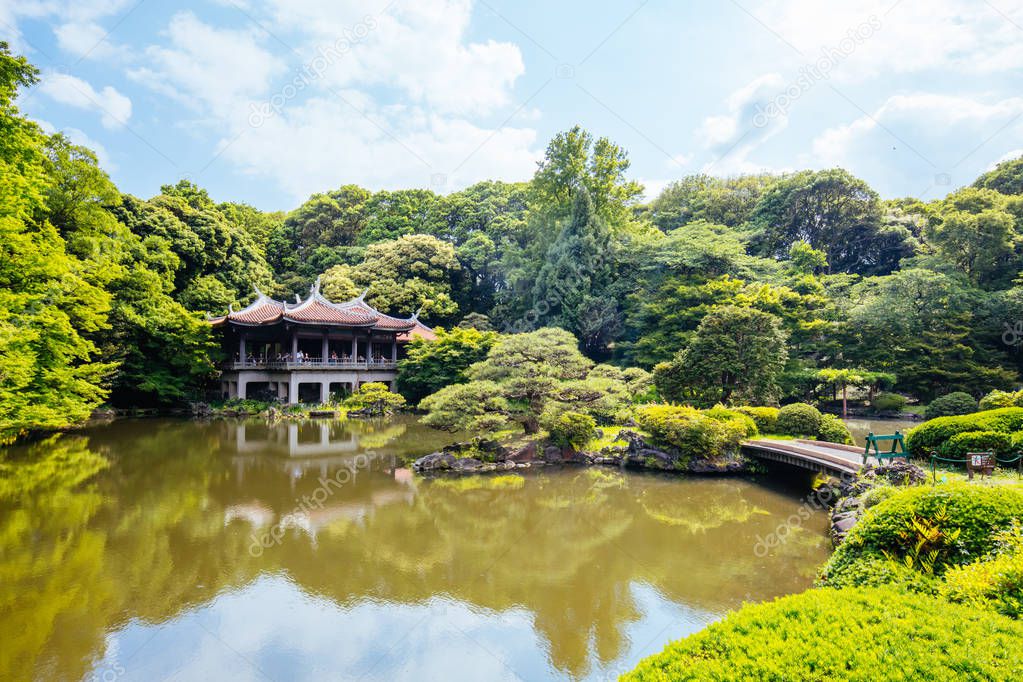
4;43;1023;442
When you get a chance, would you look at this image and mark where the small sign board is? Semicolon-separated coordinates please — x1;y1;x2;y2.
967;452;995;480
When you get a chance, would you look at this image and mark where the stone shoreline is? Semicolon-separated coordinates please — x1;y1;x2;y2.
412;429;753;476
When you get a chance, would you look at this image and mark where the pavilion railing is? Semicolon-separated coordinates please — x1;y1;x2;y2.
224;359;398;371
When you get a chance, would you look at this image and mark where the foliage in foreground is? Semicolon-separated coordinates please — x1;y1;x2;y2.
942;522;1023;618
396;326;499;404
623;586;1023;681
820;484;1023;584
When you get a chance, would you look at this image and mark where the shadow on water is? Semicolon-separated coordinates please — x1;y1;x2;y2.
0;417;833;681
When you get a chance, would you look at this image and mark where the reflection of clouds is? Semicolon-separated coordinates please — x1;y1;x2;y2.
92;576;535;681
223;502;274;528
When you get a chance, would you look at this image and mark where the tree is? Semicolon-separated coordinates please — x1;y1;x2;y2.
974;155;1023;196
343;382;406;414
924;187;1020;289
531;125;643;222
648;173;778;231
0;44;114;442
654;306;788;407
319;234;462;320
396;326;499;404
816;368;867;419
420;328;633;434
751;169;915;275
530;189;618;355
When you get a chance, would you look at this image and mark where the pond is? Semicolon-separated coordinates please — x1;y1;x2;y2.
1;416;832;681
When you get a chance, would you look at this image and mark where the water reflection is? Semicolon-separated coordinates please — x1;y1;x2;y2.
0;418;831;681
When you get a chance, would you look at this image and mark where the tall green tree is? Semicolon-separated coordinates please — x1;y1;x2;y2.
654;306;788;407
0;44;113;442
751;169;915;275
396;326;499;403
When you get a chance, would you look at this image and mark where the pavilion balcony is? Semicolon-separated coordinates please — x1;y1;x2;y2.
224;358;399;371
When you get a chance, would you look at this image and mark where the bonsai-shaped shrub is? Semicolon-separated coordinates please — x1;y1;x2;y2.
624;587;1023;681
905;407;1023;456
542;410;597;450
734;406;779;434
343;382;407;415
818;414;854;445
925;392;978;420
872;392;907;413
776;403;822;437
941;430;1012;458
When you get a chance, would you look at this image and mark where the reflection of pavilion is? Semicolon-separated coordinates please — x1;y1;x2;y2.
231;421;358;458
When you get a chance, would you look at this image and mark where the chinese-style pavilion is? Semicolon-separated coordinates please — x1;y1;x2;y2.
210;279;435;403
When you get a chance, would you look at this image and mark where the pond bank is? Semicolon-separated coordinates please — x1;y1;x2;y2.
413;429;753;476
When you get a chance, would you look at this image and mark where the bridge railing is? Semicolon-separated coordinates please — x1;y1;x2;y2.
224;359;398;371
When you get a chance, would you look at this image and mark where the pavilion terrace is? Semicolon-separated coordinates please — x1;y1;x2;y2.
210;280;435;403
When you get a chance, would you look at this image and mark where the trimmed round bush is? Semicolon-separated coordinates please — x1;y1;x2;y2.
872;392;907;413
734;406;778;434
818;413;854;445
925;392;978;420
542;410;597;449
776;403;822;437
821;483;1023;585
905;407;1023;456
624;587;1023;681
941;430;1012;458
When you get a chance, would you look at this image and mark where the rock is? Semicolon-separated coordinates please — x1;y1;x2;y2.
543;445;563;463
833;516;858;533
508;442;537;463
412;452;458;473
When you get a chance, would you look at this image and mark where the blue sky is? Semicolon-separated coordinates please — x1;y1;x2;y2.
4;0;1023;212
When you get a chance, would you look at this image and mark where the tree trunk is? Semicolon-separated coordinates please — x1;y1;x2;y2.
842;385;848;420
523;417;540;435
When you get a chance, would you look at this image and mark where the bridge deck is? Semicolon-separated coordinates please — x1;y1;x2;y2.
742;438;866;477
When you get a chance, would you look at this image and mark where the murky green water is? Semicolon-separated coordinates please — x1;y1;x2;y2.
1;417;831;681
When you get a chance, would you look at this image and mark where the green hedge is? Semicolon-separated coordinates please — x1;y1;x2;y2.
821;484;1023;585
924;392;978;420
734;406;779;434
776;403;822;437
941;430;1013;458
941;524;1023;619
979;389;1023;411
624;586;1023;681
905;407;1023;456
818;413;854;445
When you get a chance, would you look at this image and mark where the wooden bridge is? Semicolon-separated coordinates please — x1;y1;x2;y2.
741;439;866;478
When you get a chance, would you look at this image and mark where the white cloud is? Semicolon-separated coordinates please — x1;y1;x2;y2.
808;92;1023;195
128;2;538;198
37;71;132;128
760;0;1023;80
1;0;135;58
698;74;790;176
130;11;287;116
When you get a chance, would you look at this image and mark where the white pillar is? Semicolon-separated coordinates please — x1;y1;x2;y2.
239;334;246;364
391;338;398;362
320;381;329;404
322;332;329;363
238;378;247;400
289;374;299;404
351;334;357;359
291;332;298;357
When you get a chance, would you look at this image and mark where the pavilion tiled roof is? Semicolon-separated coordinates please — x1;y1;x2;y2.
210;282;433;338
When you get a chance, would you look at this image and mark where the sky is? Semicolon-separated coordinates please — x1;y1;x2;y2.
3;0;1023;212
